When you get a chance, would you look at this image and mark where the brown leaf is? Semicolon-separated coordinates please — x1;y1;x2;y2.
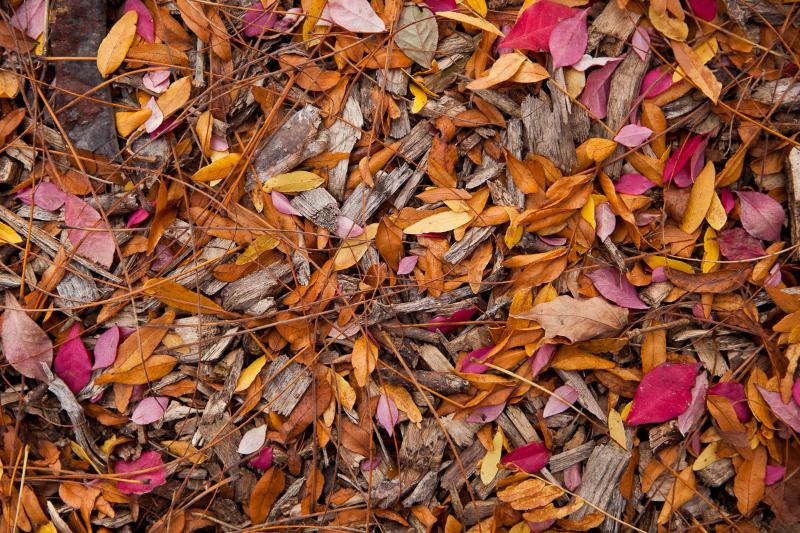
665;266;751;293
143;279;229;316
735;446;766;516
1;292;53;382
248;467;286;524
514;295;629;343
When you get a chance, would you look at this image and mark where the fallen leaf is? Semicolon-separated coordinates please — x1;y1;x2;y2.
115;451;167;494
665;266;750;293
65;194;116;267
671;40;722;103
735;446;767;516
586;267;648;309
549;10;588;68
143;279;227;315
626;362;698;426
757;386;800;432
737;191;785;241
376;394;399;436
403;210;472;234
680;161;715;233
262;171;325;193
53;323;92;393
677;372;708;434
717;227;765;260
579;58;622;119
514;295;629;343
501;440;551;474
130;396;169;425
238;425;267;454
124;0;155;42
1;292;53;382
614;124;653;148
97;11;138;77
480;426;504;484
352;335;379;387
93;326;120;369
328;0;385;33
436;11;503;37
248;467;285;523
501;0;576;51
394;6;437;68
543;385;578;417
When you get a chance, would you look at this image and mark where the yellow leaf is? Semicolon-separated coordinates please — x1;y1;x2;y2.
143;278;228;315
235;356;267;392
410;83;428;113
196;110;214;156
236;234;280;265
702;228;720;274
480;426;504;485
385;383;422;423
352;335;378;387
0;71;19;98
608;409;627;448
192;153;242;182
115;108;152;137
302;0;328;43
680;161;715;233
436;11;504;37
671;41;722;103
673;38;718;82
161;440;208;464
580;194;596;229
466;53;526;90
0;221;22;244
644;255;693;273
37;523;57;533
577;138;618;168
332;371;356;410
333;223;378;270
97;10;138;77
692;441;720;471
403;211;473;234
262;170;325;193
508;59;549;84
648;4;688;41
705;191;727;230
156;76;192;118
564;68;585;99
464;0;488;17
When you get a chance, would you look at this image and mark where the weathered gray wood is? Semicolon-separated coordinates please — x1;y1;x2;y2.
443;227;494;265
787;147;800;258
220;260;293;311
340;164;413;224
262;354;313;416
291;187;340;232
570;443;631;520
555;369;608;423
549;441;596;472
522;92;577;173
377;368;469;394
399;418;446;486
587;0;642;55
471;89;521;118
326;96;364;200
752;78;800;108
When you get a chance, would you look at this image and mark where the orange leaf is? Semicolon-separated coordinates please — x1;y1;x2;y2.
248;467;286;524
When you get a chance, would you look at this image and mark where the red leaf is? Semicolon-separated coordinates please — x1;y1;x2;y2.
249;447;274;470
424;307;477;333
709;381;751;423
530;343;555;377
640;67;673;98
500;0;576;52
114;451;167;494
271;191;300;216
626;362;698;426
756;386;800;432
127;207;151;228
586;267;648;309
54;323;92;393
425;0;456;12
687;0;716;21
631;27;650;60
737;191;785;241
242;0;277;37
65;194;115;268
793;377;800;406
397;255;418;275
664;135;707;186
1;292;52;382
501;441;551;473
549;10;588;68
579;57;622;119
717;228;765;260
124;0;155;42
459;345;493;374
766;465;786;486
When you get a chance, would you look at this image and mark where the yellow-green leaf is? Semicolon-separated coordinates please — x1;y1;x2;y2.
262;171;325;193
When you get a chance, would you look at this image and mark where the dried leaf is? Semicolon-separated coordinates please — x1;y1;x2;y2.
238;425;267;454
263;171;325;193
131;396;169;425
626;362;698;426
114;451;167;494
97;11;138;77
671;41;722;103
501;0;576;51
586;267;648;309
737;191;785;241
549;10;588;68
1;292;53;382
65;194;116;268
680;161;715;233
143;279;227;315
735;446;767;516
328;0;386;33
53;324;92;394
394;6;437;68
403;210;472;234
514;295;628;343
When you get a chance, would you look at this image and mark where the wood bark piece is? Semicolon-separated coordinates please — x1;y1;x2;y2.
522;92;577;174
587;0;642;55
786;147;800;258
262;354;313;416
569;443;631;520
290;187;341;232
377;368;470;394
326;96;364;200
399;418;446;486
549;441;596;472
444;227;495;265
340;164;414;224
555;369;608;423
220;260;293;311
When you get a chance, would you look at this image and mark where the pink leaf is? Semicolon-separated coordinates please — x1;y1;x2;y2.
571;55;621;72
361;456;381;472
528;520;556;533
538;235;566;245
766;464;786;486
640;67;673;98
150;244;174;272
579;57;622;119
549;10;588;68
124;0;155;43
275;7;302;32
467;402;506;424
335;215;364;238
271;191;301;216
376;394;399;436
328;0;385;33
249;447;273;470
424;308;477;333
238;425;267;454
500;1;576;52
615;173;656;195
501;441;551;474
114;451;167;495
210;135;229;152
631;27;650;60
626;362;698;426
2;292;53;382
54;323;92;394
459;345;493;374
614;124;653;147
651;266;667;282
425;0;456;12
720;188;734;213
563;463;582;491
717;228;765;260
595;202;616;242
11;0;45;39
144;97;163;134
530;344;556;377
130;396;169;425
756;386;800;432
397;255;418;275
93;326;120;369
542;385;578;417
793;377;800;407
766;263;782;287
242;0;277;37
64;195;115;268
677;372;708;435
127;207;151;228
142;70;171;94
737;191;785;241
687;0;716;21
586;267;648;309
664;135;706;185
18;182;67;211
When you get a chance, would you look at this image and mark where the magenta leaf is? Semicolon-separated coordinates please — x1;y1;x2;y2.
651;266;667;282
65;194;115;268
793;377;800;407
397;255;419;275
549;9;588;68
425;0;456;12
640;67;673;98
757;386;800;432
54;323;92;394
335;215;364;238
271;191;301;216
242;0;278;37
626;362;698;426
238;425;267;454
563;463;582;491
614;124;653;147
93;326;120;369
717;228;765;260
2;292;53;382
115;451;167;495
249;447;274;470
500;1;576;52
459;345;493;374
18;182;67;211
586;267;648;309
143;70;171;94
10;0;45;39
327;0;386;33
737;191;785;241
467;402;506;424
542;385;578;417
131;396;169;425
720;188;734;213
530;344;556;377
501;441;551;473
631;27;650;60
124;0;155;42
361;456;381;472
687;0;716;21
766;464;786;486
424;308;477;333
127;207;151;228
538;235;567;245
615;173;656;195
664;135;706;185
580;57;622;119
677;372;708;435
376;394;399;436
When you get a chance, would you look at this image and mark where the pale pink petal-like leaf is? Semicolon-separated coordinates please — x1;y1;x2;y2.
335;215;364;238
677;372;708;435
127;208;151;228
594;202;616;242
501;1;575;51
737;191;785;241
631;27;650;60
130;396;169;425
11;0;45;39
571;54;621;72
467;402;506;424
64;194;115;267
501;441;551;473
275;7;303;32
766;263;782;287
542;385;578;417
271;191;301;216
424;308;477;333
586;267;648;309
124;0;155;42
249;447;273;470
144;97;163;134
238;425;267;454
459;345;493;374
376;394;399;436
328;0;385;33
549;10;588;68
687;0;716;21
640;67;673;98
2;292;53;382
757;386;800;432
717;228;765;260
18;182;67;211
530;344;556;377
142;70;171;93
93;326;120;369
54;323;92;393
651;266;667;282
538;235;567;246
242;0;277;37
720;188;734;213
766;464;786;486
563;463;582;491
636;211;661;226
425;0;456;13
397;255;419;275
115;451;167;495
615;173;656;195
613;124;653;147
580;57;622;119
626;362;698;426
210;135;229;151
